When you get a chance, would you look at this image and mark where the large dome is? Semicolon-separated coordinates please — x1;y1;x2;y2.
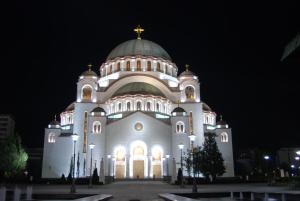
107;39;172;61
112;82;165;98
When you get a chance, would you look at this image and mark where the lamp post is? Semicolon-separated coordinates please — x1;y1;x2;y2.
89;143;95;188
188;134;197;193
178;143;184;187
70;133;79;193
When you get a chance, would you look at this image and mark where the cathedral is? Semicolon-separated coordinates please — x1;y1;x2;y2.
42;26;234;180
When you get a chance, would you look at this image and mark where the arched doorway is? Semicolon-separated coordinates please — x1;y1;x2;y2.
114;147;126;179
151;146;163;178
130;141;147;179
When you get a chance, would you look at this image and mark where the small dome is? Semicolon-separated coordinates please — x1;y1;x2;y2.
202;102;212;112
91;107;106;114
107;39;171;61
216;120;227;125
112;82;165;98
81;69;97;77
49;120;60;126
172;107;186;113
179;70;195;77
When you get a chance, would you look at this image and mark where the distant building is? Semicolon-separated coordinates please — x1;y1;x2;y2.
0;114;15;140
277;147;300;170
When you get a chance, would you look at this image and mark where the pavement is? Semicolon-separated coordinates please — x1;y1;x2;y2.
9;181;300;201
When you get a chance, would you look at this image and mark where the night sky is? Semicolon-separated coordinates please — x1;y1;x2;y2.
1;1;300;153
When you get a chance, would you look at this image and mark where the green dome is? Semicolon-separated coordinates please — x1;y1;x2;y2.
107;39;171;61
112;82;165;97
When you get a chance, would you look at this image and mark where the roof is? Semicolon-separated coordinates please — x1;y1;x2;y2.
112;82;165;98
64;102;75;112
172;107;186;113
202;102;212;111
216;120;227;125
106;39;171;61
91;107;106;113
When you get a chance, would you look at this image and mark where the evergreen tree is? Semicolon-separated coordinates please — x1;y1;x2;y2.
184;150;192;177
92;168;99;184
199;132;225;181
0;133;28;178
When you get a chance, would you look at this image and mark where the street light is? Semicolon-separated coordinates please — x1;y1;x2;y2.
188;134;197;193
178;143;184;187
89;143;95;188
296;151;300;156
70;133;79;193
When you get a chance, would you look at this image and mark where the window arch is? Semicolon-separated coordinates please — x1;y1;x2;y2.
117;62;121;71
221;132;228;142
156;103;160;112
126;61;131;71
147;61;151;71
127;102;131;111
157;62;161;72
136;101;142;110
82;85;92;101
176;122;185;133
48;133;56;143
137;60;141;71
93;121;101;134
146;102;151;111
118;102;122;112
185;86;195;101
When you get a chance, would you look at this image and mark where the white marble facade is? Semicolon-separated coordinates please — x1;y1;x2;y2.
42;33;235;180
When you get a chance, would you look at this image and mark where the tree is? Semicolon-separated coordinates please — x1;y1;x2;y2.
0;133;28;178
184;151;192;177
92;168;99;184
199;132;225;181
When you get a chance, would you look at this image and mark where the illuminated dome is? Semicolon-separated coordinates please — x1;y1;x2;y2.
112;82;165;97
107;39;171;61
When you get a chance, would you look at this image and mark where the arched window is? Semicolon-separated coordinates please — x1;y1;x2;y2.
156;103;160;112
48;133;55;143
176;122;185;133
93;121;101;134
137;60;141;71
221;132;228;142
185;86;195;101
137;101;142;110
82;85;92;101
157;62;161;72
126;61;130;71
117;62;121;71
147;61;151;71
118;102;122;111
146;102;151;111
127;102;131;111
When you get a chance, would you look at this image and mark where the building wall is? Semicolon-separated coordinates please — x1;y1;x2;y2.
0;114;15;139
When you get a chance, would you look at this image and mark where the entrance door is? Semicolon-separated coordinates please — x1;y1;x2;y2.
133;160;144;179
116;165;125;179
153;164;161;178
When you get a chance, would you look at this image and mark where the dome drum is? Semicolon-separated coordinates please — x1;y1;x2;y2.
100;56;178;78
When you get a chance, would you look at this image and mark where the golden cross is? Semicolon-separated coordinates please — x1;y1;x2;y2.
134;25;144;39
87;64;93;71
185;64;189;71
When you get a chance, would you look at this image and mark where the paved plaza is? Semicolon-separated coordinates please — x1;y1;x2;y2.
26;181;300;201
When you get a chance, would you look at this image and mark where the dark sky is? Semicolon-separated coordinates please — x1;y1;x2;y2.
1;1;300;153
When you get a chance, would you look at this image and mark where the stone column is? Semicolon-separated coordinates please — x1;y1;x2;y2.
148;155;152;178
126;155;130;178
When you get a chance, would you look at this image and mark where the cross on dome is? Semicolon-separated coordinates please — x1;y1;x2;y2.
87;64;93;71
185;64;189;71
134;25;144;39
